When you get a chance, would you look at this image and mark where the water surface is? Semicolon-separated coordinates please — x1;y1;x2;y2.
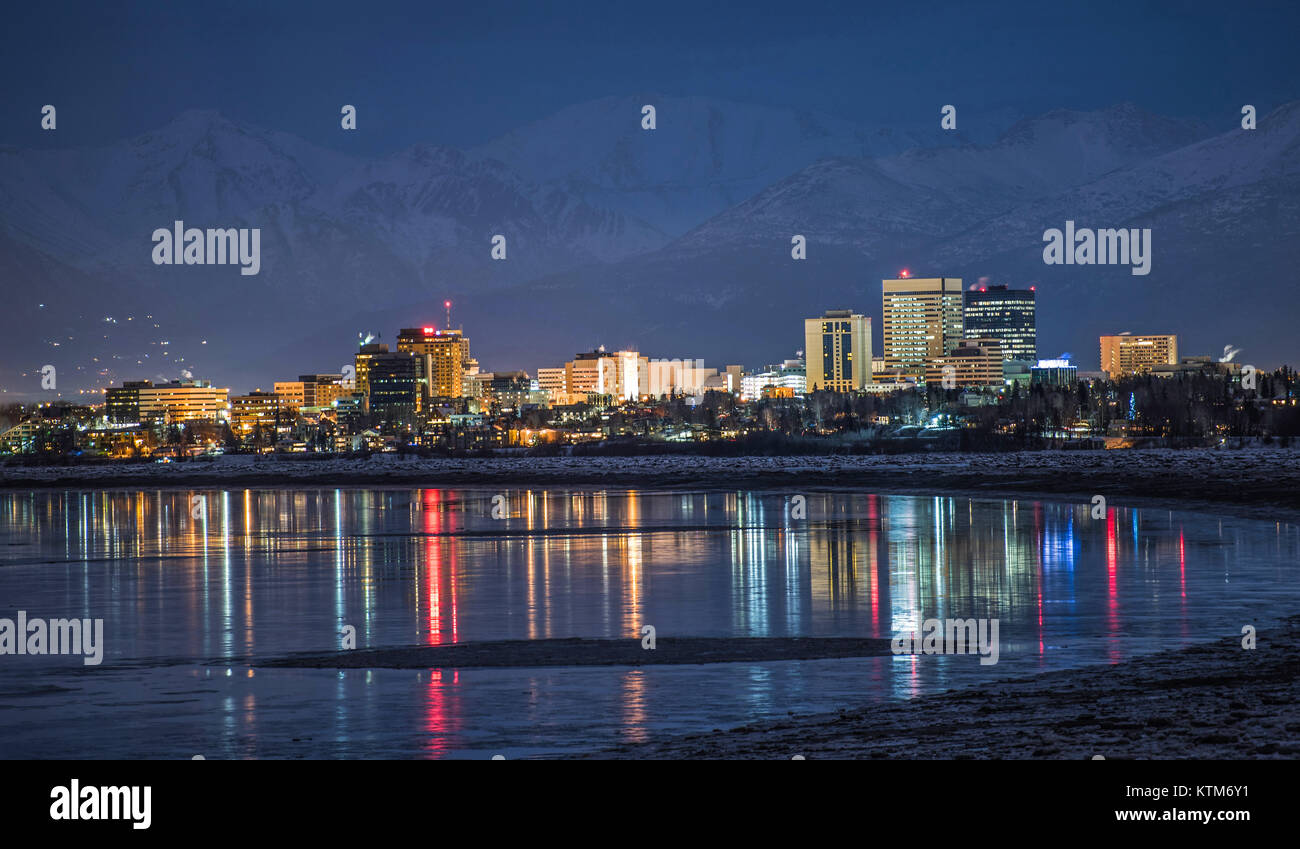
0;488;1296;758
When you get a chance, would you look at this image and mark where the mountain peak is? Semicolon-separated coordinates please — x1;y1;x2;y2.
161;108;242;134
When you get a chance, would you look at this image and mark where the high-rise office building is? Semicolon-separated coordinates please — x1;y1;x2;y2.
1099;334;1178;377
105;380;153;424
804;310;872;391
366;351;420;426
461;358;480;397
926;339;1005;387
397;327;471;399
882;277;964;379
354;343;389;397
963;284;1037;362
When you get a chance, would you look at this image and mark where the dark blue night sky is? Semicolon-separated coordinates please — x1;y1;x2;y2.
2;0;1299;390
5;0;1298;151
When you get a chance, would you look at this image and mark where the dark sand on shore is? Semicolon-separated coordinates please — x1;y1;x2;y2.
586;618;1300;759
254;619;1300;759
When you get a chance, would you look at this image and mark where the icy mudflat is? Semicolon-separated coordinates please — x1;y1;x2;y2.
3;448;1297;516
591;617;1300;760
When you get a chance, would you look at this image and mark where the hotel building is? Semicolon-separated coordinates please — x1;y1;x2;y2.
804;310;872;392
882;277;964;379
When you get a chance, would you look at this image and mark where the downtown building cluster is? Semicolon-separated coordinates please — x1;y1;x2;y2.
802;276;1050;395
0;275;1270;456
806;274;1229;394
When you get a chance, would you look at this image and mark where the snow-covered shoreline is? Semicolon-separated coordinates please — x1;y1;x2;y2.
582;617;1300;760
2;448;1293;517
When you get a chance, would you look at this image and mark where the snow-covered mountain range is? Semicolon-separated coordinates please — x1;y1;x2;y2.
1;95;1294;395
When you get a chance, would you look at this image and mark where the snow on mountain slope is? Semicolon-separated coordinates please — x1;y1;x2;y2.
1;98;1293;393
480;103;1294;373
18;111;352;262
927;101;1300;264
470;95;967;239
676;103;1210;251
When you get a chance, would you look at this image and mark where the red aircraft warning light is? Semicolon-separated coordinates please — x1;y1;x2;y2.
898;268;911;278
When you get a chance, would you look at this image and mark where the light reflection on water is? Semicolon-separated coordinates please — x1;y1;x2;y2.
0;487;1297;758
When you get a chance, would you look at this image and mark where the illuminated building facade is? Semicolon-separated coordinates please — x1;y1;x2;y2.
137;380;230;424
741;358;806;401
273;381;306;407
294;374;347;408
105;380;153;424
230;390;294;437
560;349;648;402
963;284;1037;362
536;367;569;404
1099;334;1178;377
804;310;872;392
648;358;715;398
354;343;389;397
397;327;471;399
1031;359;1079;387
926;339;1005;387
366;351;420;425
882;277;964;379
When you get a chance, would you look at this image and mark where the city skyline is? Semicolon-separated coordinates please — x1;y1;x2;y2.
3;102;1298;395
4;1;1299;401
3;264;1270;403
